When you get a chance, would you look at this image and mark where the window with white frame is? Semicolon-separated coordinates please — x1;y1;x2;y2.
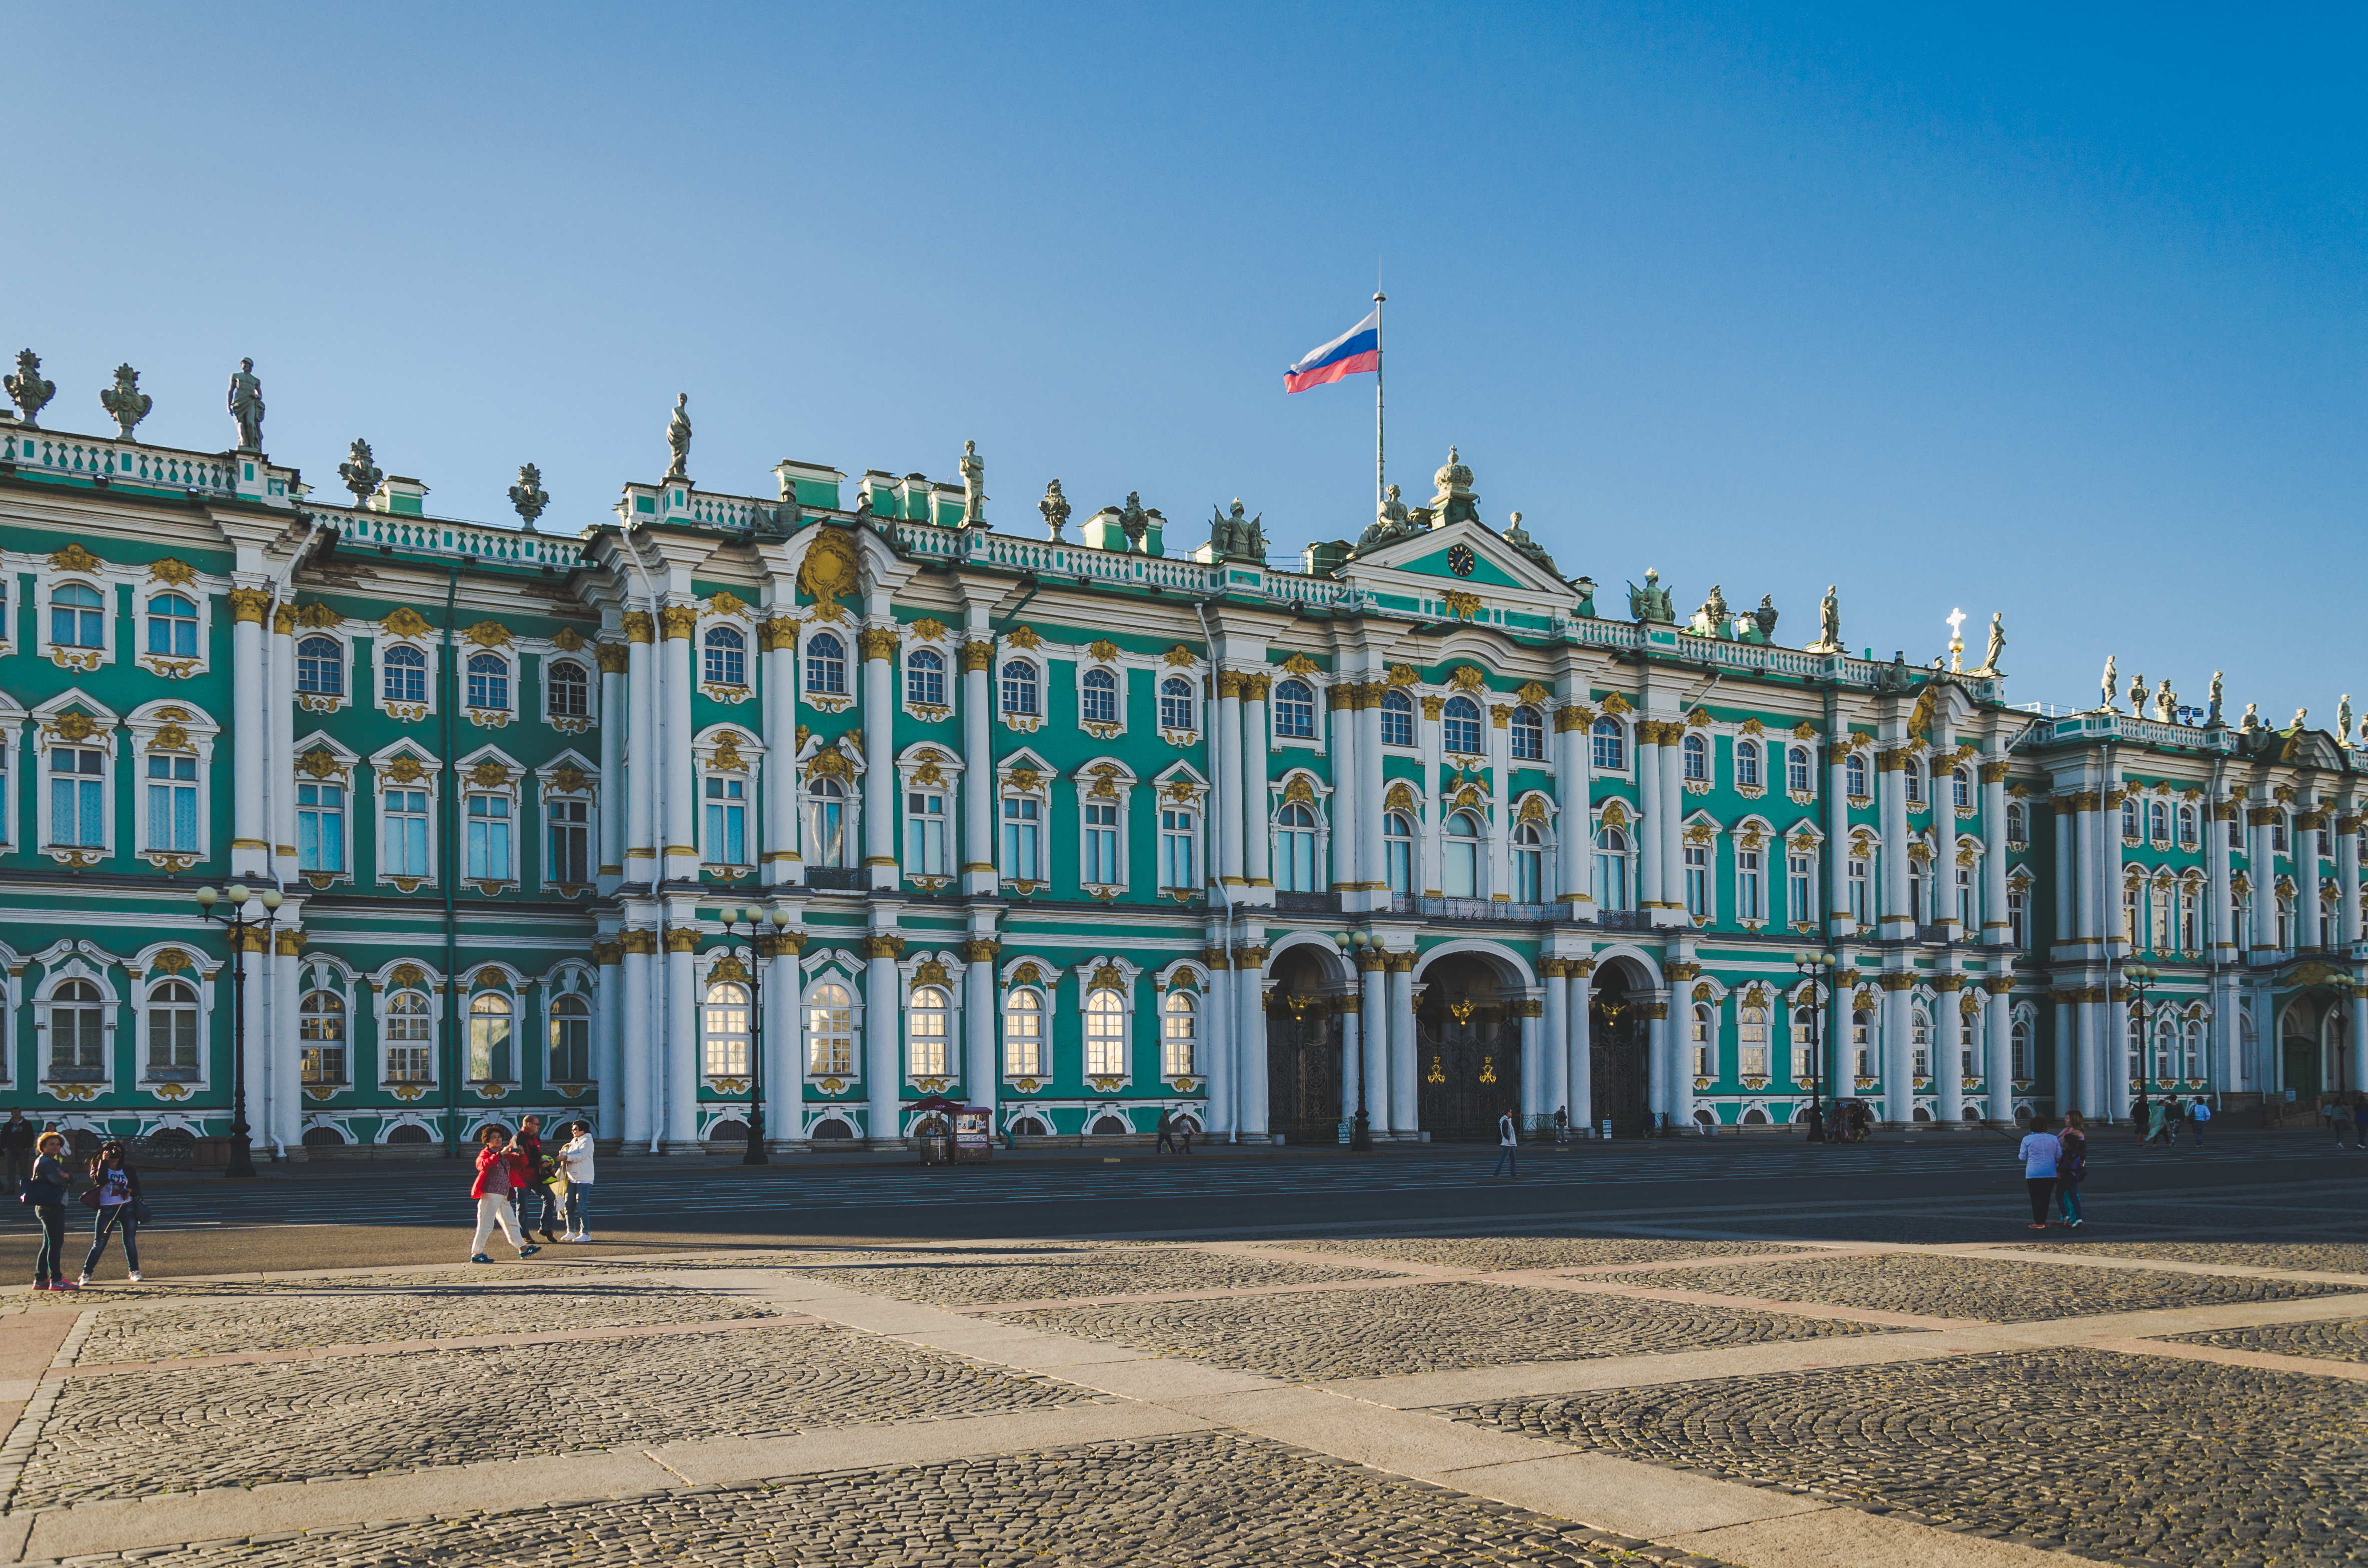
547;659;589;718
2009;884;2030;948
1591;715;1627;771
1787;849;1815;922
703;980;750;1076
1084;989;1127;1076
547;794;590;884
703;626;746;687
1273;678;1315;740
298;780;345;873
2182;1017;2204;1080
1003;987;1044;1076
1791;1001;1819;1081
1000;660;1039;717
2006;800;2028;845
1911;1007;1931;1078
906;647;946;707
465;791;512;880
802;774;846;867
2148;799;2170;843
49;979;107;1079
465;653;510;712
1852;1006;1874;1078
1161;989;1197;1075
703;772;748;865
1909;855;1931;923
1953;766;1973;810
2011;1012;2032;1079
1956;863;1976;927
1736;739;1762;790
1787;745;1812;794
1595;826;1631;910
1736;845;1765;921
2178;881;2198;951
549;994;591;1081
1845;752;1869;798
51;581;107;650
806;632;847;695
50;741;106;848
383;644;428;704
1509;705;1543;762
2176;802;2199;849
906;787;948;877
1961;1006;1978;1078
1001;792;1042;880
1682;732;1707;781
1512;821;1544;903
1442;696;1481;755
1277;800;1320;892
1384;810;1413;893
2122;797;2141;843
145;745;198;852
908;985;951;1076
383;990;435;1082
1081;667;1119;725
146;592;198;658
148;979;200;1080
1683;842;1709;918
1848;855;1870;925
1441;810;1480;898
1689;1001;1713;1078
300;990;346;1084
1159;676;1196;731
1904;761;1925;806
468;992;514;1081
1739;999;1770;1077
298;636;344;696
384;783;431;878
1160;806;1196;890
807;981;854;1075
1082;798;1120;885
1381;690;1415;748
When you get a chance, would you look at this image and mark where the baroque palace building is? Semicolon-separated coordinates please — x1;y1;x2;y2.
0;358;2359;1157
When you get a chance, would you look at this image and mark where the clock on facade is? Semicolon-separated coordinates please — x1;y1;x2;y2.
1446;542;1477;577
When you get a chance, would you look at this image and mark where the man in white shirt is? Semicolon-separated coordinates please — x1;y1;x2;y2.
1492;1108;1519;1179
2016;1114;2062;1230
556;1121;596;1242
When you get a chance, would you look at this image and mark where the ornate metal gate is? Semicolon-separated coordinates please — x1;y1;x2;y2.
1416;1010;1521;1142
1266;998;1342;1145
1590;995;1651;1136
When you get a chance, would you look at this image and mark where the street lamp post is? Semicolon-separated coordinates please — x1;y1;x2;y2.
193;883;280;1178
2125;961;2160;1141
715;905;788;1166
1345;932;1373;1150
1793;950;1840;1140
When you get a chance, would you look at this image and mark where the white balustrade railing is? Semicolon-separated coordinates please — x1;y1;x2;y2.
3;429;239;495
319;505;584;568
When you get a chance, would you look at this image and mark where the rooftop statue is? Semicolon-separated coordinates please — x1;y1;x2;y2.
1356;483;1424;552
1689;583;1731;637
227;357;265;452
509;463;551;526
1570;575;1598;618
1209;498;1267;563
2100;655;2116;713
1749;593;1779;641
664;393;691;480
2342;695;2355;748
5;349;55;426
2207;671;2224;727
98;364;151;441
960;439;986;525
1804;585;1842;653
1038;478;1071;540
339;439;383;505
1500;510;1558;576
2240;701;2259;732
2153;679;2176;723
2292;707;2309;732
2128;673;2146;717
1626;567;1677;623
1972;612;2004;676
1429;446;1479;526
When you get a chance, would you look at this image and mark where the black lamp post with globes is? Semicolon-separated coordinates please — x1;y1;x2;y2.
1792;949;1841;1139
713;904;791;1165
192;883;280;1178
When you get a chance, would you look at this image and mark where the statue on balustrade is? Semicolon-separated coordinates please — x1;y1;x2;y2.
509;463;551;525
339;439;383;505
99;364;151;441
1804;585;1843;653
1972;612;2004;676
1356;484;1424;552
2100;655;2117;713
665;393;692;480
6;349;55;426
2153;679;2176;723
1038;478;1071;540
227;358;265;452
1626;568;1677;623
1209;498;1268;563
2127;672;2147;716
2207;671;2225;726
1500;511;1558;576
1688;583;1731;637
960;440;987;525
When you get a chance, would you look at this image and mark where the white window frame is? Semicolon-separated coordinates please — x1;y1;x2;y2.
542;652;597;731
374;634;437;722
999;655;1045;728
376;980;441;1088
1074;761;1136;894
127;699;220;869
539;760;597;891
802;627;852;706
38;963;118;1091
137;584;211;677
1158;673;1201;738
1270;677;1320;747
134;956;214;1089
1590;715;1630;773
1001;979;1049;1081
1077;660;1127;735
1380;689;1417;750
372;744;441;888
34;698;121;862
295;631;352;713
38;572;118;673
802;969;860;1081
1072;954;1142;1086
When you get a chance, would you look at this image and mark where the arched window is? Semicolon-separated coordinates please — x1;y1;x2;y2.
300;990;346;1084
1851;1006;1874;1080
1594;826;1631;910
467;992;513;1082
1380;689;1415;748
2148;799;2169;843
1952;766;1972;810
2182;1018;2205;1081
1084;989;1127;1076
1002;988;1044;1077
2006;800;2028;845
1911;1006;1932;1079
1591;716;1627;771
1383;810;1415;893
549;994;590;1082
806;632;847;695
1787;746;1812;794
383;644;427;704
48;979;105;1078
1736;739;1761;789
1682;733;1707;781
1844;752;1868;798
52;581;106;648
148;979;200;1079
1273;679;1315;739
1512;820;1545;903
702;625;746;687
1000;660;1039;716
1903;762;1924;805
547;659;588;717
384;990;434;1082
1960;1004;1979;1079
146;742;198;852
1159;676;1196;731
2010;1013;2032;1080
1791;1002;1819;1082
1276;800;1318;892
1442;696;1482;755
1956;862;1977;927
1081;667;1118;725
1509;706;1543;761
906;647;945;707
1161;989;1198;1076
2176;803;2199;849
1442;810;1481;898
908;985;950;1076
1690;1002;1714;1078
704;766;747;865
465;652;510;711
809;776;847;867
297;636;344;695
1739;1000;1770;1078
807;981;855;1076
2270;813;2290;853
2121;797;2141;842
2149;1015;2179;1089
146;592;198;658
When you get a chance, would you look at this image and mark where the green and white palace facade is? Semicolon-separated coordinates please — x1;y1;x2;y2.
1;377;2358;1157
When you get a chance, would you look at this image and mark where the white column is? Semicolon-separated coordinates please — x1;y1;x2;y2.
2249;800;2276;957
271;925;302;1156
1216;674;1245;893
1985;981;2014;1122
2075;993;2103;1119
2103;776;2126;955
1203;950;1233;1136
1329;685;1359;894
1555;703;1593;912
1542;965;1569;1125
961;637;995;894
1659;728;1685;917
1235;940;1268;1136
594;942;623;1142
2056;795;2078;951
760;619;799;887
620;932;653;1147
597;646;626;886
1648;1001;1674;1125
1569;962;1595;1133
1358;681;1386;892
269;608;297;880
2209;800;2236;954
1390;958;1419;1135
2299;810;2325;951
1879;749;1912;937
1358;955;1389;1132
1636;728;1664;910
1829;746;1855;935
1981;760;2011;946
624;620;656;884
765;933;799;1149
240;934;270;1152
665;933;697;1151
1928;738;1954;941
659;608;697;881
1935;982;1964;1125
861;625;898;890
229;588;268;877
2052;996;2075;1117
963;936;997;1114
1419;696;1443;895
1518;1003;1543;1122
1339;1008;1361;1133
1242;676;1271;895
864;933;902;1146
1488;704;1512;900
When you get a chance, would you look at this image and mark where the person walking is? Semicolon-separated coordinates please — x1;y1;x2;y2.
1154;1109;1179;1155
2017;1114;2062;1230
2;1109;36;1196
1492;1106;1519;1178
2056;1112;2088;1228
468;1125;540;1263
556;1120;595;1243
515;1116;561;1243
2189;1097;2210;1146
22;1130;73;1289
77;1140;144;1285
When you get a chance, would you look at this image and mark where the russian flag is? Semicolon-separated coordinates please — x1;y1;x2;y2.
1284;309;1379;394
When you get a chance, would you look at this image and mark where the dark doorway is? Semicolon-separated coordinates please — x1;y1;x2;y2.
1590;961;1652;1136
2282;1000;2322;1101
1266;947;1344;1144
1416;954;1520;1141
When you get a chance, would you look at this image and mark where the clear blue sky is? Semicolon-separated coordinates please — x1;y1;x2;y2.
8;4;2361;716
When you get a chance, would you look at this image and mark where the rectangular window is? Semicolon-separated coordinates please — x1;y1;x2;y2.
547;797;589;884
1848;858;1870;926
50;746;105;848
1956;865;1976;927
1001;795;1040;881
1003;993;1043;1078
1386;834;1411;894
146;753;198;851
1738;1009;1769;1078
1787;853;1814;923
2009;888;2029;949
1160;808;1196;890
703;775;746;865
1790;1008;1817;1081
1736;849;1763;921
385;789;430;878
1082;800;1119;885
906;790;947;877
149;1004;198;1075
466;794;511;881
298;782;345;872
1684;844;1708;918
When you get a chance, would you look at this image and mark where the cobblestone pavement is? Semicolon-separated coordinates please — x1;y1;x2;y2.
808;1245;1402;1305
52;1431;1715;1568
1453;1345;2368;1567
1270;1237;1816;1271
999;1280;1885;1380
2165;1316;2368;1364
2043;1241;2368;1276
16;1324;1104;1509
1620;1253;2362;1322
70;1284;773;1363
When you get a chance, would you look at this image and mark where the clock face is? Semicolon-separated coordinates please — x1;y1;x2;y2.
1447;542;1477;578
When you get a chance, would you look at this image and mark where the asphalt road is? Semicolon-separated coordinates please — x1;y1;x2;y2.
7;1131;2357;1279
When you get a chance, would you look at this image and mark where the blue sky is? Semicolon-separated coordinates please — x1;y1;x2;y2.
7;4;2361;716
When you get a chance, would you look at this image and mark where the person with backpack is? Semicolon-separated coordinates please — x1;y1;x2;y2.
515;1115;561;1244
2055;1112;2088;1227
468;1125;540;1263
21;1130;73;1290
77;1140;145;1285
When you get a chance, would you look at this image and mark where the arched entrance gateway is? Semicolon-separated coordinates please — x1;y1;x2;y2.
1416;953;1522;1141
1590;957;1654;1136
1265;945;1346;1144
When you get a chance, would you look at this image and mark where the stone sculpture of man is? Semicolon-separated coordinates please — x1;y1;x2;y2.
1805;585;1842;652
665;394;692;480
1973;612;2004;675
2153;679;2176;722
2101;655;2117;712
227;358;265;452
2208;672;2224;726
961;439;986;525
2341;695;2355;748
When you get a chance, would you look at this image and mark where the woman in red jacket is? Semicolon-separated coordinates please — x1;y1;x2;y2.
469;1125;541;1263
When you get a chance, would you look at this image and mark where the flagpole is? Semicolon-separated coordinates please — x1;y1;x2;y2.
1373;289;1386;520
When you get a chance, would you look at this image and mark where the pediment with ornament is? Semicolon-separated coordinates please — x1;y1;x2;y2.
1337;515;1573;600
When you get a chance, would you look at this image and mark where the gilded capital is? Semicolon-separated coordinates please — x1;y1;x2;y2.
757;615;799;653
594;642;630;675
959;639;996;673
622;612;655;645
1203;947;1233;971
1384;951;1416;972
663;929;700;953
1540;957;1569;977
1978;760;2011;784
858;626;899;662
1876;972;1917;991
1241;674;1272;702
271;603;297;635
1216;670;1245;700
591;940;624;965
618;929;659;955
861;934;906;961
961;938;1003;964
1354;950;1386;973
274;927;303;957
227;587;272;625
1419;695;1445;721
658;605;699;641
1931;973;1964;991
2247;806;2281;826
1981;975;2015;995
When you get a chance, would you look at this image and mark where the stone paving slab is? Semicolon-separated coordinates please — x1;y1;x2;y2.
15;1431;1735;1568
68;1285;771;1364
1620;1253;2361;1324
2039;1241;2368;1277
998;1281;1889;1381
13;1322;1104;1510
1270;1237;1820;1272
805;1245;1402;1305
2162;1316;2368;1365
1452;1344;2368;1568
